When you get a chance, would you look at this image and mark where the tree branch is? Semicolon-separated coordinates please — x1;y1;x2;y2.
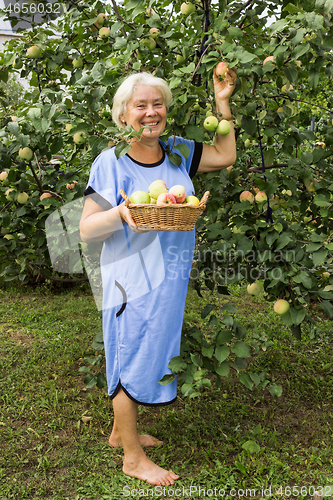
111;0;127;38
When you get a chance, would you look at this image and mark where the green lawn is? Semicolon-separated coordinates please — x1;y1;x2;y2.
0;282;332;500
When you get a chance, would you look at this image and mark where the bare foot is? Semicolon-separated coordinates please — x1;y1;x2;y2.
123;455;179;486
109;432;162;448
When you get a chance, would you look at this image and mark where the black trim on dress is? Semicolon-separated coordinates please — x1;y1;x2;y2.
109;380;177;407
189;141;203;179
115;280;127;317
83;186;113;210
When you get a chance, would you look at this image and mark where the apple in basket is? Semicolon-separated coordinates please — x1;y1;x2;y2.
148;179;168;200
129;190;151;204
168;185;187;203
183;195;200;206
156;193;177;205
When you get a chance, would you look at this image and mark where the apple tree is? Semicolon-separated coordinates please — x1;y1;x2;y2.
1;0;333;396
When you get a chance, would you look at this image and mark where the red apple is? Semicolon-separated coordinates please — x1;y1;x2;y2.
156;193;177;205
40;192;52;201
263;56;275;65
168;185;186;203
216;62;228;78
239;191;254;203
66;180;78;190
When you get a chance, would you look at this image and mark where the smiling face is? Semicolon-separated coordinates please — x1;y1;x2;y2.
121;85;167;141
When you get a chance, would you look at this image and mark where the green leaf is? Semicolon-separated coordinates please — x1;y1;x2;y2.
190;353;202;367
269;384;283;397
115;141;131;159
201;303;216;319
216;361;230;377
168;153;182;166
239;374;254;390
320;300;333;319
215;345;230;363
313;249;328;266
96;372;107;389
168;356;184;373
290;307;306;325
84;374;97;389
217;330;233;344
202;345;214;358
231;341;251;358
174;143;189;159
159;374;175;385
242;440;260;454
275;233;292;250
185;125;205;142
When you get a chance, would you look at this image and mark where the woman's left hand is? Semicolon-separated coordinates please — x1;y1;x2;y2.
213;65;237;103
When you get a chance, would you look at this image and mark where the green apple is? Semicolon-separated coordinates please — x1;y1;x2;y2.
12;58;23;69
176;54;186;64
141;37;156;50
274;299;290;315
129;190;151;204
247;282;262;296
27;45;41;58
149;28;159;39
17;192;29;204
150;197;157;204
232;225;245;234
73;132;87;144
99;27;110;38
183;195;200;206
5;188;15;201
0;171;8;181
19;147;33;161
244;138;252;148
72;58;83;68
148;179;168;199
97;13;107;25
204;116;219;131
255;191;267;203
66;123;74;133
216;119;231;135
180;2;196;16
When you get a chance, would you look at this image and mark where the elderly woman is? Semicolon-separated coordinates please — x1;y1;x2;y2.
80;65;237;486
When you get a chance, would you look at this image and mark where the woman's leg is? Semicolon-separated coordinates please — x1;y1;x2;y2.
111;388;179;486
109;417;163;448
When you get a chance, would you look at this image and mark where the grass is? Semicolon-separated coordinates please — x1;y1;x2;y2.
0;281;333;500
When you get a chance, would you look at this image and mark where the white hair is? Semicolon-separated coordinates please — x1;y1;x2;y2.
112;72;172;129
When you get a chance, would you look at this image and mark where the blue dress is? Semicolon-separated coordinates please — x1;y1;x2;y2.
85;137;202;406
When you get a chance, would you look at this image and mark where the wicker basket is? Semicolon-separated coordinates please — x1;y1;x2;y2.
120;189;210;231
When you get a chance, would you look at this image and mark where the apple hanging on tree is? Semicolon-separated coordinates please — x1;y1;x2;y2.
180;2;196;16
18;147;33;161
274;299;290;315
27;45;41;58
216;119;231;135
204;116;219;132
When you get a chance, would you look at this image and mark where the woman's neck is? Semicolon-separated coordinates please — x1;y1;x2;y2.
128;139;163;164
